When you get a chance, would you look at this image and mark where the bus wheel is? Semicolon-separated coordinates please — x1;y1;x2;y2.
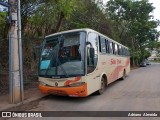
97;77;105;95
121;70;126;80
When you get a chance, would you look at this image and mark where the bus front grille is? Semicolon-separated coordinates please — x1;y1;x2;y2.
48;90;68;96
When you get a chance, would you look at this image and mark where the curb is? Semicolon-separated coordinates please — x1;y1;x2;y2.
0;95;46;111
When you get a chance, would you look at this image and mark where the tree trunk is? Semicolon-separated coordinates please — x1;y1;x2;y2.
131;38;135;67
55;11;64;32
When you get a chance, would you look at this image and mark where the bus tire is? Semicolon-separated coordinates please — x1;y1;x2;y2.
121;69;126;80
96;77;106;95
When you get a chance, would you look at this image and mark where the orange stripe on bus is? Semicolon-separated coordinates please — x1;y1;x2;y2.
64;76;81;86
109;58;130;81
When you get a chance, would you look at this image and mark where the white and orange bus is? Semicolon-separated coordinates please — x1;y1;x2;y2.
38;28;130;97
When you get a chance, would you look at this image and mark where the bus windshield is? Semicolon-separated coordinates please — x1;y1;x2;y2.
39;31;86;78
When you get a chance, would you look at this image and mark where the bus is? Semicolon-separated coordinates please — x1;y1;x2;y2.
38;28;130;97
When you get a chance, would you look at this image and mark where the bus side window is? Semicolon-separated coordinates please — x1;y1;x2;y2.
126;49;128;56
115;44;118;55
109;41;113;54
119;46;123;56
123;48;126;56
117;45;120;55
127;49;130;56
124;48;127;56
125;49;127;56
125;48;128;56
99;36;106;53
122;47;124;56
106;39;110;53
118;45;121;55
112;42;115;54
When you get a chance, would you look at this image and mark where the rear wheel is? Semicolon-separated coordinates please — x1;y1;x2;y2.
96;77;106;95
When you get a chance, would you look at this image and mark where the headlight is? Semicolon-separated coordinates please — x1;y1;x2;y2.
69;82;85;87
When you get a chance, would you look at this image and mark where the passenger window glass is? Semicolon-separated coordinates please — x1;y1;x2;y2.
123;48;126;56
119;46;122;55
99;36;106;53
109;42;113;54
115;44;118;55
122;47;124;56
106;40;109;53
117;45;120;55
127;49;130;56
124;48;127;56
112;42;115;54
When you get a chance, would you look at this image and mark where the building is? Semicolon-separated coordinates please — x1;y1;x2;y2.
148;49;160;61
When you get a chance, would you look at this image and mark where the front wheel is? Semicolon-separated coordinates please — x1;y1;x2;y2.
96;77;106;95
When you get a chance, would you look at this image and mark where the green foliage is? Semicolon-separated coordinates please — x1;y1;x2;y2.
0;12;7;47
106;0;159;66
143;49;151;59
0;12;7;33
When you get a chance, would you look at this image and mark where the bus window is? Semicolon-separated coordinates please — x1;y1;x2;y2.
119;45;122;55
112;42;115;54
117;44;120;55
99;36;106;53
122;48;127;56
124;48;126;56
109;41;113;54
125;48;127;56
106;39;110;53
115;44;118;55
127;49;130;56
125;48;129;56
122;47;125;56
87;33;98;74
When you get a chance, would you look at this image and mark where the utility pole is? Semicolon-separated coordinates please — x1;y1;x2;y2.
9;0;23;104
17;0;24;103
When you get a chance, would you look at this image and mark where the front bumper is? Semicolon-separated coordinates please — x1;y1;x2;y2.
39;83;88;97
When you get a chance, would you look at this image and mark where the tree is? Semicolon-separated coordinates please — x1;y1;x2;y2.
106;0;159;66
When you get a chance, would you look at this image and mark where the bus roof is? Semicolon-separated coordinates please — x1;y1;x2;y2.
45;28;128;49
